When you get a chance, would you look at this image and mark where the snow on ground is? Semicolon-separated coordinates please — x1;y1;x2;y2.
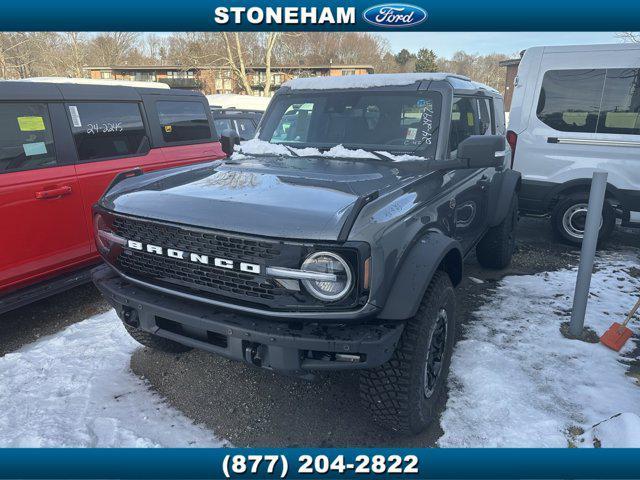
439;251;640;448
0;311;222;447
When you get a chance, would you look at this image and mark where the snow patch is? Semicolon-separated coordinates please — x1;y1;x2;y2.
234;139;424;161
439;252;640;448
0;310;221;447
578;413;640;448
284;73;467;90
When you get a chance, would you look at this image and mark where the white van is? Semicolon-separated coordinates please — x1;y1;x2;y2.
508;43;640;244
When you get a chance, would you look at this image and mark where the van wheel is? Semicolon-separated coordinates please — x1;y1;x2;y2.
359;271;456;435
551;193;615;246
122;322;192;353
475;194;518;269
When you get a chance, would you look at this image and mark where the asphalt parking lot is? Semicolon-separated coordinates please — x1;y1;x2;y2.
1;216;637;446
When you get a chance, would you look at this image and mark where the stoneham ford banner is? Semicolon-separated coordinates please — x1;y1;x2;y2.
1;0;640;30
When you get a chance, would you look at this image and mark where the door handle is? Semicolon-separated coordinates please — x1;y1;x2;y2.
35;185;72;199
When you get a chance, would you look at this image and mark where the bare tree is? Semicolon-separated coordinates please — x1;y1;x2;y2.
262;33;280;96
88;32;141;66
221;33;253;95
618;32;640;43
60;32;88;77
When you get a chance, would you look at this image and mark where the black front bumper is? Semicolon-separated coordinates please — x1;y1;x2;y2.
93;265;404;374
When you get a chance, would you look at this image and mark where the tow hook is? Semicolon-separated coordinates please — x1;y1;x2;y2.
244;342;266;367
122;307;140;328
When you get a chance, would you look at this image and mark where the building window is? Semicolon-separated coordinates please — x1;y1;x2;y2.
100;71;112;79
342;69;356;76
133;71;156;82
167;70;195;79
273;74;283;85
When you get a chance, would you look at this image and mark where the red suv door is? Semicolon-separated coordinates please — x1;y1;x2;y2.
0;102;89;294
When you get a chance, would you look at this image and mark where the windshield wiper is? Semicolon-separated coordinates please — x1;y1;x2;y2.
283;145;300;157
372;151;394;162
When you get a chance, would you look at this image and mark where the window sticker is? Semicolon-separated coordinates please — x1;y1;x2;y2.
17;116;45;132
406;127;418;140
23;142;47;156
164;125;173;133
68;106;82;127
467;112;475;126
416;99;427;108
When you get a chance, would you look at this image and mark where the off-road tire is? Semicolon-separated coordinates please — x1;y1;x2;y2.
475;194;518;269
551;193;615;246
359;271;456;435
122;321;192;353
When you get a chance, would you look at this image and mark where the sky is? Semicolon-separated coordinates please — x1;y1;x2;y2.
382;32;624;58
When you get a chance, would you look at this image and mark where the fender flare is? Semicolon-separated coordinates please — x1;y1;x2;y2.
377;231;463;321
488;169;521;227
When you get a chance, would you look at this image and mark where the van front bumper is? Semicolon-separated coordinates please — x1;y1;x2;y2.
92;264;404;374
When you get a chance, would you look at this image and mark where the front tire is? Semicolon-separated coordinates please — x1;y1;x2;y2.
551;193;615;246
475;194;518;269
360;271;456;434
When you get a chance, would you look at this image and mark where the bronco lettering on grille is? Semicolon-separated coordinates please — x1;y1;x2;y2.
126;240;261;274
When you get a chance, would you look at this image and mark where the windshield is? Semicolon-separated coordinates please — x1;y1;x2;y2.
258;90;442;159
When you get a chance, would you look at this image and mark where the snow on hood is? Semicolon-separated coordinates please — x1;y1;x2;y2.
233;139;424;162
283;72;468;90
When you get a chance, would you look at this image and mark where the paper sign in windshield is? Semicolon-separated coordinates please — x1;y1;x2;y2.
23;142;47;156
17;116;45;131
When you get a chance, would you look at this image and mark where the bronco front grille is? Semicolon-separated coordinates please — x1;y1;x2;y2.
111;215;302;307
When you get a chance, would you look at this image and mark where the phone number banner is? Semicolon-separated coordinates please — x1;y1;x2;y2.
1;449;640;479
1;0;640;31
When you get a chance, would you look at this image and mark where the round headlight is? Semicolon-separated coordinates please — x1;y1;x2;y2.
301;252;353;302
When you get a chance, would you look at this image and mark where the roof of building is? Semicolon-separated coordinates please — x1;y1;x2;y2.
499;58;521;67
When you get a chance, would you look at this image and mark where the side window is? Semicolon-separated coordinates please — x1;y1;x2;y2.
213;118;233;135
477;97;493;135
493;98;506;135
234;118;256;139
598;68;640;135
0;103;57;174
448;96;483;156
157;101;211;143
536;69;606;133
68;102;149;162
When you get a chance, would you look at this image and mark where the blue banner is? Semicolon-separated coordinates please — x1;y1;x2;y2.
1;0;640;31
1;449;640;479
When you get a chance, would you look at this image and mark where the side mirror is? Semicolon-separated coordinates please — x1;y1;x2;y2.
457;135;507;169
220;129;241;157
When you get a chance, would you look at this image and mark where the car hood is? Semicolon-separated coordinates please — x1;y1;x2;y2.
100;155;431;240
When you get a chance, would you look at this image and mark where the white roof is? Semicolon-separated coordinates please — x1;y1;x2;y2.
206;94;272;111
16;77;170;89
528;42;640;54
283;72;470;91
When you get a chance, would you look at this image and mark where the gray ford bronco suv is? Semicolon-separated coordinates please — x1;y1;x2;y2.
92;73;520;434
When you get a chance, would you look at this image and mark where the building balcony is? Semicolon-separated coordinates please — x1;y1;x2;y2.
162;78;201;89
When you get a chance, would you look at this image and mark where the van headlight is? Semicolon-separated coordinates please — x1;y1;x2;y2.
301;252;353;301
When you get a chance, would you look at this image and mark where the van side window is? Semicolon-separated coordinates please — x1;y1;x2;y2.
67;102;149;162
0;103;57;173
536;69;606;133
493;98;506;135
448;96;491;157
156;101;211;143
598;68;640;135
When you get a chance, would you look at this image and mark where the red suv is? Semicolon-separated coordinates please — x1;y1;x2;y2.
0;81;225;313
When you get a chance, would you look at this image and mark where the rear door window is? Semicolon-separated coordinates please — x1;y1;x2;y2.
536;69;606;133
67;102;149;162
0;103;57;173
156;101;211;143
213;118;233;135
597;68;640;135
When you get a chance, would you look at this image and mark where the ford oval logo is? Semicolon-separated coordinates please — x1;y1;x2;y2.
363;4;428;28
